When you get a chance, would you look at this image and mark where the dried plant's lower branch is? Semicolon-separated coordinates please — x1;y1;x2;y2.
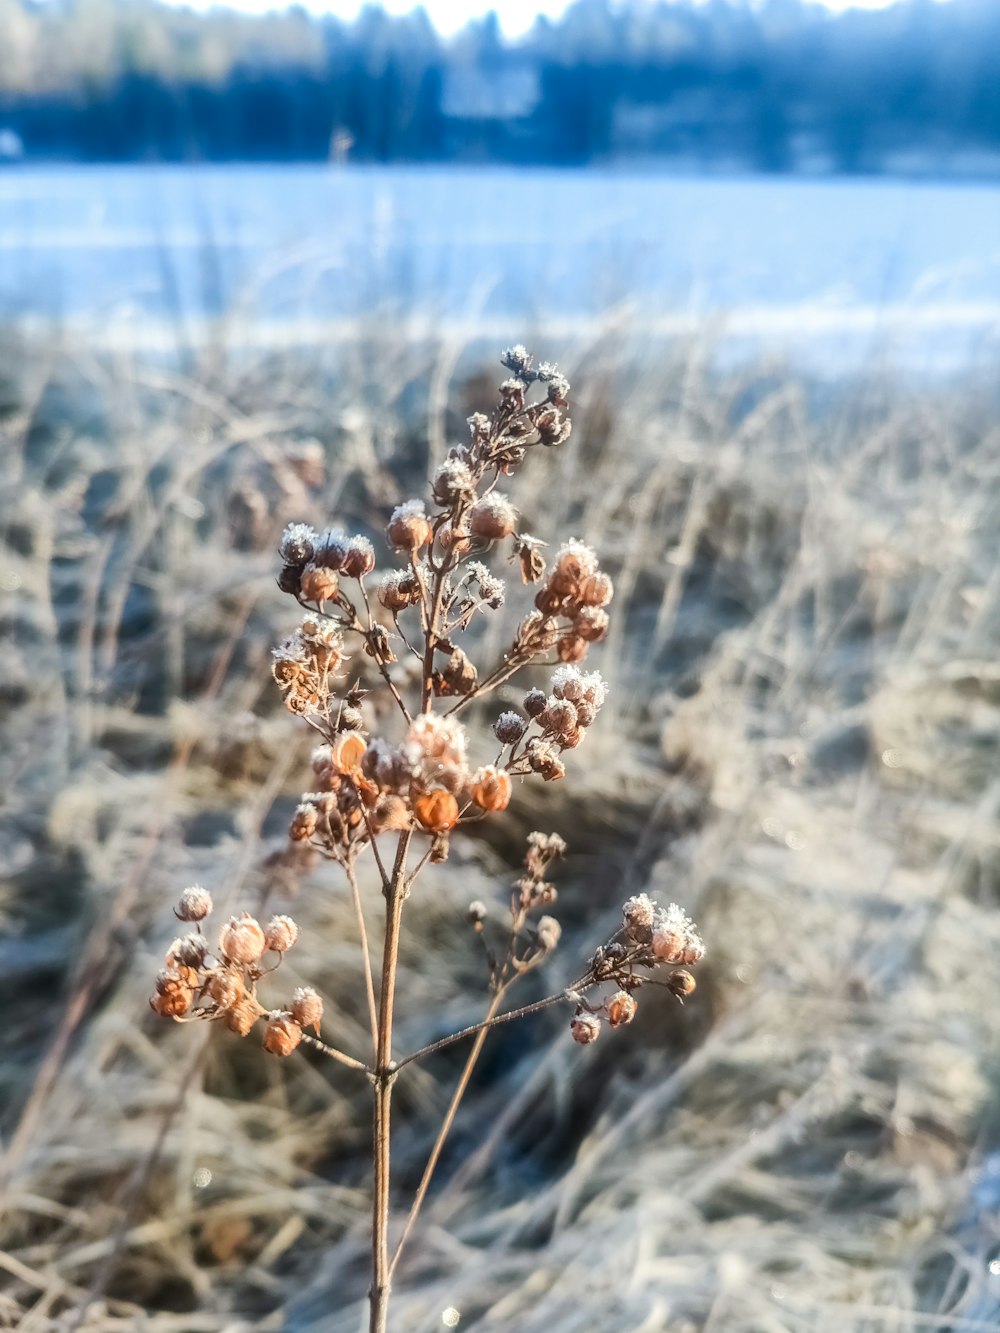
344;855;380;1058
300;1032;370;1073
370;829;412;1333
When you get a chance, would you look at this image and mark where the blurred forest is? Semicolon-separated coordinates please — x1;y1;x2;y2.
1;0;1000;173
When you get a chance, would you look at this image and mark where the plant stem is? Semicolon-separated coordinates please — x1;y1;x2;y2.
369;829;412;1333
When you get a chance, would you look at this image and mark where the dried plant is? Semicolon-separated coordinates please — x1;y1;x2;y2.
149;347;704;1332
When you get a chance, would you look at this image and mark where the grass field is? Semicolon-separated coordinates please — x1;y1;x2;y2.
2;324;1000;1332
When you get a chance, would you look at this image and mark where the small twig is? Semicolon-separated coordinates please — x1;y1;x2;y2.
299;1031;370;1074
343;855;380;1059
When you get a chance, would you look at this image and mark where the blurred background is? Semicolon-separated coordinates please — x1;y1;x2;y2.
3;1;1000;1331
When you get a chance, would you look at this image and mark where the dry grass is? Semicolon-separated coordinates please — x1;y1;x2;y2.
2;325;1000;1332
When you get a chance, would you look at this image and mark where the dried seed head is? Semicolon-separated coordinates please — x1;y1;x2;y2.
225;998;260;1037
314;529;350;570
371;794;411;832
219;913;266;966
290;801;319;841
387;499;432;552
263;1011;303;1057
501;344;533;377
574;607;609;642
331;732;366;774
341;536;376;579
651;904;698;966
339;705;365;731
279;522;317;566
536;407;571;447
206;967;244;1011
557;635;588;663
379;568;423;613
523;688;547;718
605;990;637;1028
299;563;341;603
540;697;578;736
668;969;697;999
277;562;303;596
468;495;518;541
570;1012;602;1045
493;711;527;744
526;738;565;782
514;534;547;584
681;932;705;966
150;986;193;1018
413;789;460;832
435;648;478;697
168;933;208;969
264;914;299;954
176;885;213;922
432;458;477;508
437;520;471;554
470;765;512;812
622;894;656;943
405;713;468;770
290;986;323;1033
580;571;614;607
467;900;488;925
536;915;562;951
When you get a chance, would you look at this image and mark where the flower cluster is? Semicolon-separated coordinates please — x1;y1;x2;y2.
492;664;608;783
468;830;568;993
149;887;322;1057
569;894;705;1044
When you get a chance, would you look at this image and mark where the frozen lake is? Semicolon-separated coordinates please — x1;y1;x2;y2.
2;163;999;366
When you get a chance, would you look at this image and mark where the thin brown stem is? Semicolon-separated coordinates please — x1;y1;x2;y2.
344;855;379;1060
299;1032;370;1073
358;583;412;723
369;828;412;1333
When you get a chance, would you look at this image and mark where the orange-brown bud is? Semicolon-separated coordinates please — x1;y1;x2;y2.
176;885;213;922
331;732;366;774
668;969;697;999
468;495;517;541
290;802;319;841
370;794;412;832
573;607;609;642
218;913;266;966
150;985;193;1018
263;1011;303;1057
651;923;685;965
470;765;512;812
557;635;588;663
580;570;613;607
605;990;637;1028
413;789;460;832
341;537;376;579
290;986;323;1034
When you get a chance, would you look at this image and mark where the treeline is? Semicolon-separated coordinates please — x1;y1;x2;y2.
1;0;1000;173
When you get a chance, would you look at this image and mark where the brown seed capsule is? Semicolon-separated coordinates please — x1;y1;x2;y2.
668;969;697;1000
516;539;547;584
437;520;471;554
379;571;423;612
493;711;527;744
167;933;208;969
681;934;705;966
331;732;366;774
314;530;350;570
263;1012;303;1057
150;986;193;1018
540;698;578;736
622;894;656;943
580;571;614;607
264;914;299;953
299;563;341;603
206;967;244;1011
290;987;324;1034
523;688;547;718
387;501;432;552
570;1012;602;1045
219;913;266;966
557;636;588;664
341;537;376;579
413;789;460;832
470;765;512;812
651;923;685;965
526;739;566;782
290;803;319;842
534;584;566;616
605;990;638;1028
468;495;517;541
371;794;412;833
225;997;260;1036
277;562;304;596
435;648;477;697
176;885;213;922
573;607;609;642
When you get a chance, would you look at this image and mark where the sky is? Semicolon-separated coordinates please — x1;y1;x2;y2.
166;0;947;39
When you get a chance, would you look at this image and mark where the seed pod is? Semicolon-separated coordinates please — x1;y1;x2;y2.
437;520;471;554
470;765;512;812
573;607;609;642
540;698;578;736
225;997;260;1036
536;915;561;951
341;537;376;579
557;636;588;664
668;969;697;1000
168;933;208;969
263;1012;303;1057
299;564;340;603
290;987;323;1034
681;933;705;966
290;802;319;841
219;913;266;966
605;990;637;1028
467;900;488;925
570;1012;602;1045
277;562;304;596
468;495;517;541
436;648;478;697
206;967;244;1011
387;501;432;552
379;570;423;612
279;523;317;566
580;571;614;607
150;986;193;1018
264;914;299;953
314;530;350;570
493;711;527;744
622;894;655;943
176;885;213;922
331;732;366;774
413;789;460;832
651;923;685;965
371;794;411;833
523;688;547;718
